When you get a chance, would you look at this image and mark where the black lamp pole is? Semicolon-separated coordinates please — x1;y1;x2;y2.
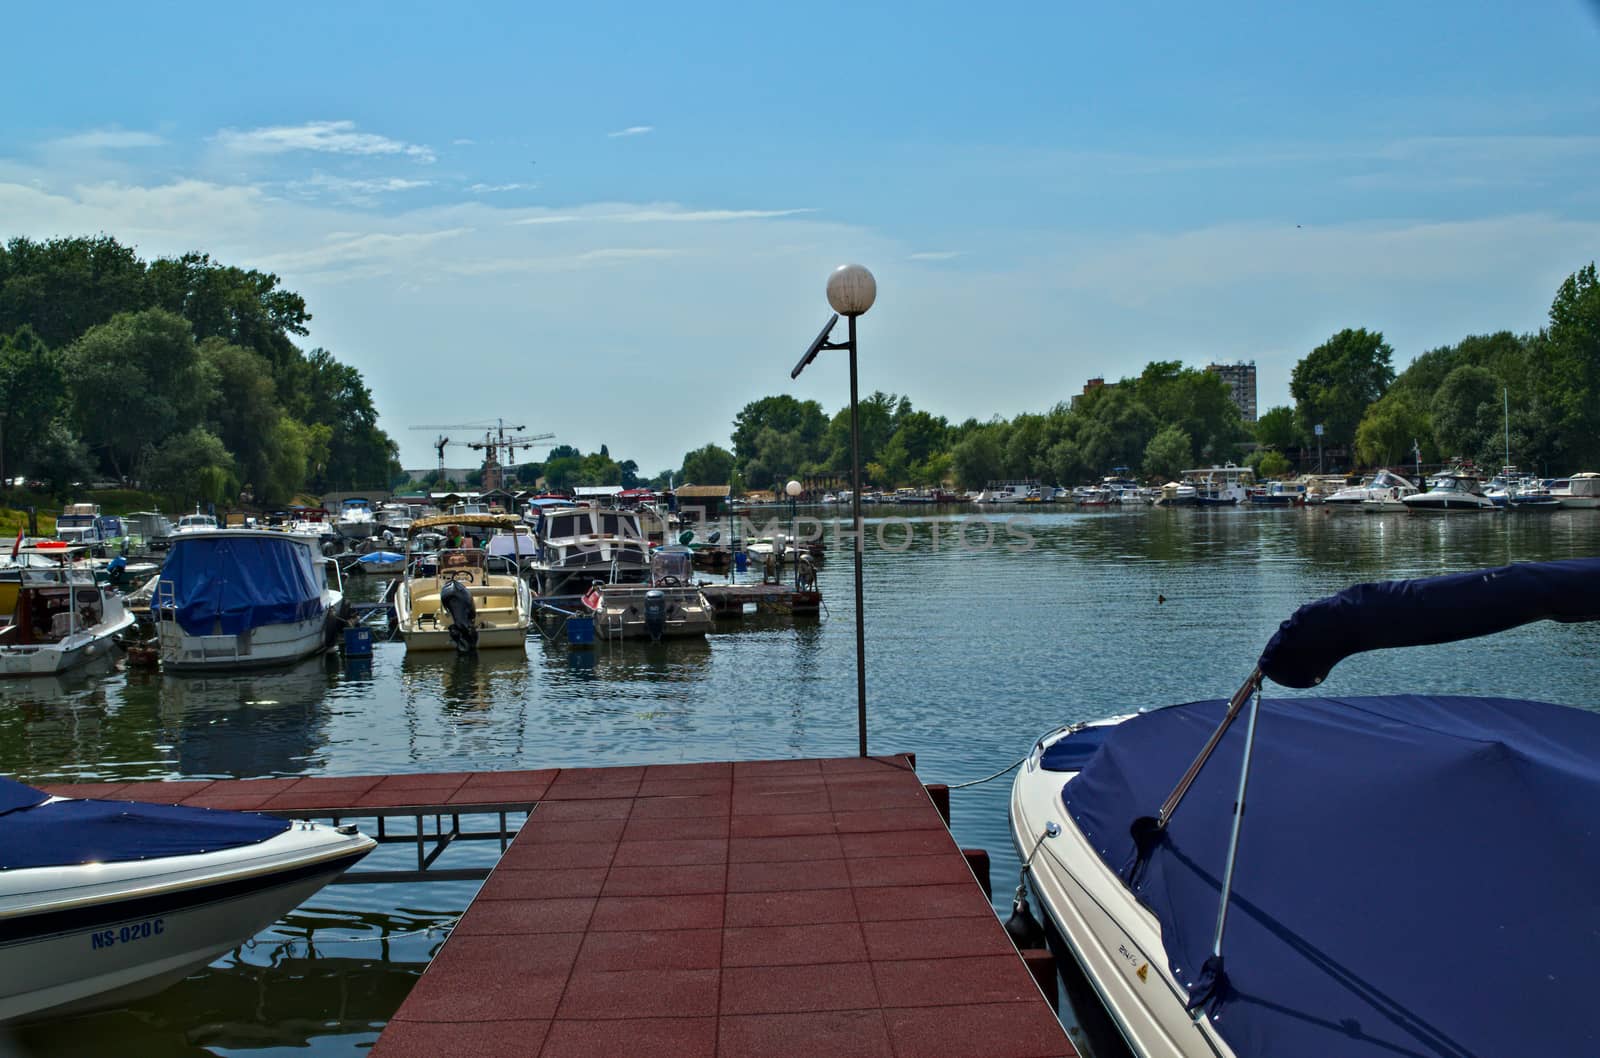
847;313;867;757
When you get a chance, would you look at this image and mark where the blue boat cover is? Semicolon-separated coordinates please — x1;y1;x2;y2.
1038;724;1112;772
156;535;324;636
1062;694;1600;1058
1259;559;1600;688
357;551;404;564
0;776;289;870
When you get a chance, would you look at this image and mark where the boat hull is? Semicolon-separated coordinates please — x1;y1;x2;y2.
1011;730;1233;1058
157;610;337;672
0;612;135;677
0;826;373;1024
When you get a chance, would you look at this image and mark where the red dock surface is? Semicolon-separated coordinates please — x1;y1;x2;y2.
46;757;1075;1058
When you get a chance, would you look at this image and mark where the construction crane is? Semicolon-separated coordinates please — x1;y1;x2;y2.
409;420;555;488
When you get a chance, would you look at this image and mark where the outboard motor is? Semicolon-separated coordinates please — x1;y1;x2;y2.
440;578;479;653
643;589;667;642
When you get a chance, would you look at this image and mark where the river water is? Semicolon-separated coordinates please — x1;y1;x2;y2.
3;506;1597;1057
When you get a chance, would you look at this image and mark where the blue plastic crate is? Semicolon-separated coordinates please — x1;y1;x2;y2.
566;616;596;646
342;625;373;657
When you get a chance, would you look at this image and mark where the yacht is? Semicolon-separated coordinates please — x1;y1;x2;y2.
1246;481;1307;506
151;530;345;670
976;481;1035;504
0;546;135;677
528;506;652;597
333;498;377;540
1399;469;1497;513
0;774;374;1022
1012;559;1600;1058
1553;471;1600;509
173;508;220;534
394;514;533;653
1322;468;1418;508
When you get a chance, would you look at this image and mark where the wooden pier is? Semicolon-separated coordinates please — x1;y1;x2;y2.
702;582;822;617
45;757;1073;1057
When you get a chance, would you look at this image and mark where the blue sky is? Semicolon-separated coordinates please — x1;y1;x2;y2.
5;1;1599;471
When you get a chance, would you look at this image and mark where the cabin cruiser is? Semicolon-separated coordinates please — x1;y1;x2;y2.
54;504;126;553
1012;559;1600;1058
151;530;345;670
124;510;176;551
0;546;135;677
333;498;377;540
976;481;1035;504
173;508;220;534
528;506;652;597
582;546;713;641
394;514;532;653
1245;480;1306;506
1155;481;1197;507
1399;469;1497;512
1322;468;1417;508
1552;470;1600;508
0;774;374;1023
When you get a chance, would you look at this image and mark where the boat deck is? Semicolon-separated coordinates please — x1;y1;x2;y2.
44;757;1072;1058
702;582;822;616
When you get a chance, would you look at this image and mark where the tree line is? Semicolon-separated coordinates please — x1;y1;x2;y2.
672;262;1600;490
0;236;400;507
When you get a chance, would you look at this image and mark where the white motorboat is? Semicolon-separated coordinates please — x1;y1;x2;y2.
1553;470;1600;508
1011;559;1600;1058
173;508;220;534
1181;463;1256;506
0;775;374;1023
528;505;652;597
976;481;1034;504
333;498;378;540
394;514;533;653
1322;468;1418;508
0;546;135;677
582;546;713;641
1398;469;1497;512
151;530;345;671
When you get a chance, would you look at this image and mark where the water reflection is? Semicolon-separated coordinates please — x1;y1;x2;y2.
155;656;336;778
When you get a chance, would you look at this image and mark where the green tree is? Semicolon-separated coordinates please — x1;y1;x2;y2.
30;420;93;491
1256;450;1292;478
1290;328;1396;451
0;326;66;483
1430;364;1501;462
1143;425;1193;481
680;444;735;485
1254;406;1302;451
200;339;281;495
65;308;214;479
144;427;237;505
0;236;150;350
1355;389;1432;467
303;348;399;489
950;427;1004;489
1542;263;1600;465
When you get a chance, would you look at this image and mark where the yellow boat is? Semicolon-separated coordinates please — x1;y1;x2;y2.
392;514;532;653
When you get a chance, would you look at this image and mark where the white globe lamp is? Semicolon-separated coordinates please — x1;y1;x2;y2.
785;479;803;498
826;264;877;317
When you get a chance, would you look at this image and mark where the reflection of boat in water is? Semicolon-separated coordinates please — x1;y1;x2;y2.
155;656;334;777
0;545;134;677
1012;559;1600;1058
0;774;374;1023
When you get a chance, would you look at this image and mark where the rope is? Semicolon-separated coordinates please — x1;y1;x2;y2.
947;754;1029;789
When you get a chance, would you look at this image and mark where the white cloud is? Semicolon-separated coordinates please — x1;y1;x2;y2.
452;138;476;146
288;173;433;198
215;120;436;162
908;250;964;261
48;129;166;151
469;182;534;193
607;125;654;138
514;204;814;225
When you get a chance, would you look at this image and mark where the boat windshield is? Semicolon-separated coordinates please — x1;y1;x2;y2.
439;548;485;571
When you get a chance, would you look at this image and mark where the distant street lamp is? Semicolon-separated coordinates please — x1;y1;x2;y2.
791;263;877;756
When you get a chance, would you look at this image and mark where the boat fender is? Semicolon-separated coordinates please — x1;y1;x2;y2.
1003;883;1047;950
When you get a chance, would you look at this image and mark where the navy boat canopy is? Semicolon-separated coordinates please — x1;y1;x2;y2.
1063;694;1600;1058
155;535;324;637
1258;558;1600;688
0;776;289;870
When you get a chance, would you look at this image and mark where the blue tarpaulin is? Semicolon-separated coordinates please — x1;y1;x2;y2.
0;776;288;869
1063;694;1600;1058
1258;558;1600;688
155;535;323;636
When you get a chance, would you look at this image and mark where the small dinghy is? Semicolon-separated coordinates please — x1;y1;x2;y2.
1013;558;1600;1058
354;550;406;575
0;776;374;1023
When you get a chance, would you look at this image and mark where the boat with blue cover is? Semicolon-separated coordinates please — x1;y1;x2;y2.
1012;558;1600;1058
0;775;373;1022
151;530;345;671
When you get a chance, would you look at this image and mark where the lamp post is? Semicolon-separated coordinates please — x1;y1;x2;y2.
791;263;877;756
785;478;802;588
